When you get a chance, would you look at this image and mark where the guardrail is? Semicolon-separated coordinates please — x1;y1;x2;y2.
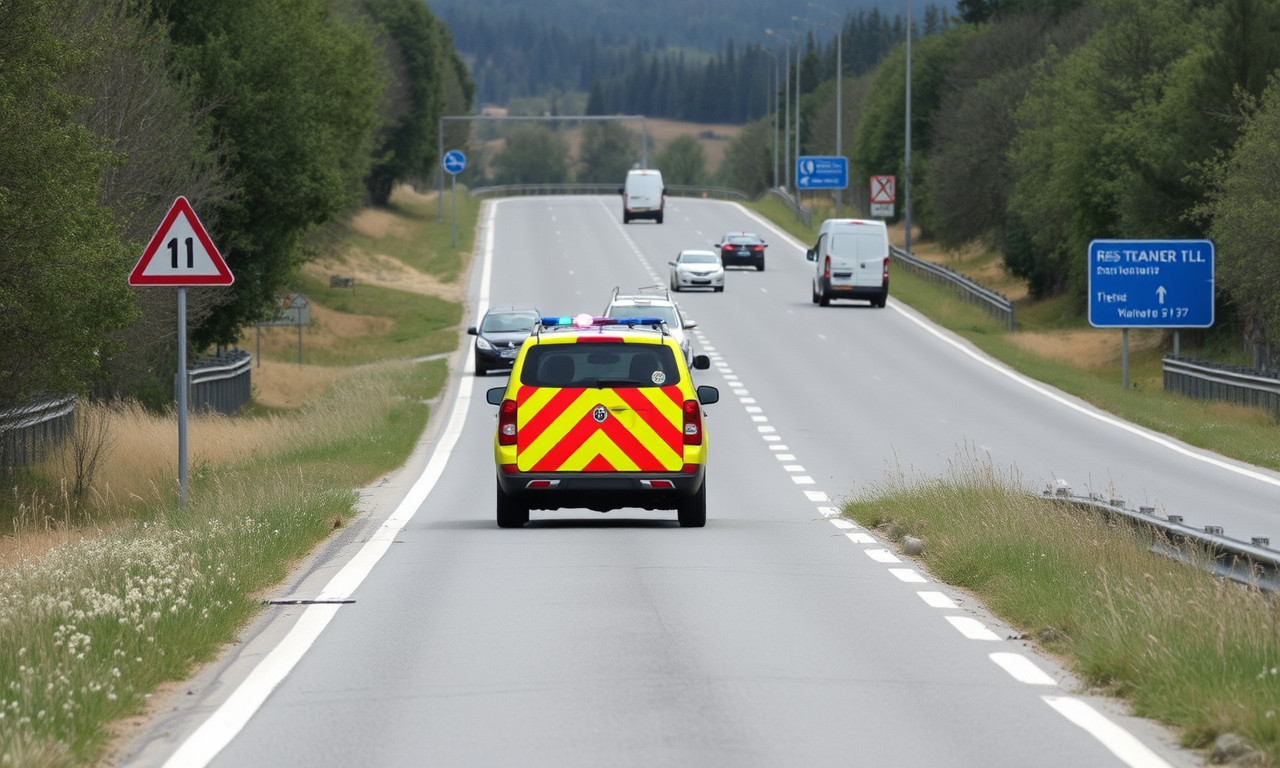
468;182;748;202
1162;356;1280;416
890;246;1016;331
188;350;252;415
1044;483;1278;593
0;395;76;469
762;187;811;228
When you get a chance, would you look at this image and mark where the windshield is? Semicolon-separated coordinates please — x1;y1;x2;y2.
607;304;679;327
679;252;719;264
520;344;681;388
481;312;538;333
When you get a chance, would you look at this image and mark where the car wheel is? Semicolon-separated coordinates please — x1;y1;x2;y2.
671;278;680;292
623;213;630;224
811;281;820;304
873;289;888;308
818;282;830;307
714;286;724;293
656;213;664;224
756;261;765;272
496;480;528;528
677;479;706;528
474;355;487;376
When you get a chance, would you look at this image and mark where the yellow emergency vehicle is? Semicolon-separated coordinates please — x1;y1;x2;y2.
484;314;719;528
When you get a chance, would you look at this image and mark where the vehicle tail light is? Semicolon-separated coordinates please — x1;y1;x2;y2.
824;256;831;281
882;257;890;280
751;245;764;252
682;399;703;445
498;398;518;446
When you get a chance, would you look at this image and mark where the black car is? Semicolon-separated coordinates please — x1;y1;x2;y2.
715;232;767;271
467;307;541;375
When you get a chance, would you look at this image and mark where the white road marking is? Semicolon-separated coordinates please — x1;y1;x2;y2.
917;591;957;609
990;653;1057;686
1043;696;1175;768
946;616;1001;641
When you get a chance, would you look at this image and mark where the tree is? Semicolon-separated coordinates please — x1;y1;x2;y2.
491;124;570;184
922;9;1097;252
363;0;474;206
577;121;636;183
719;117;774;196
1202;79;1280;351
654;134;707;186
158;0;384;347
0;0;138;407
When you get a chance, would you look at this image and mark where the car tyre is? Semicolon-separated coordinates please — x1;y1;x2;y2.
474;355;488;376
756;261;765;272
818;281;830;307
714;286;724;293
496;480;528;528
656;212;664;224
677;479;706;528
623;212;631;224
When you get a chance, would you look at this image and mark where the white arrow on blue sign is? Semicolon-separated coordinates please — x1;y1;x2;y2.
1088;239;1214;328
442;150;466;175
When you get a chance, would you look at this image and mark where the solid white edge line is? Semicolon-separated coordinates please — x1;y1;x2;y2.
161;200;501;768
1043;696;1175;768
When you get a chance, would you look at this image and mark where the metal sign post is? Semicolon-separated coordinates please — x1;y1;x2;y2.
442;150;466;247
128;196;233;506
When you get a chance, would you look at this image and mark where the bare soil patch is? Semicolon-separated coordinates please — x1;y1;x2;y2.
1009;328;1165;369
304;252;463;302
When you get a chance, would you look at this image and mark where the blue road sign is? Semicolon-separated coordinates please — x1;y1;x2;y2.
442;149;466;175
796;156;848;190
1088;239;1214;328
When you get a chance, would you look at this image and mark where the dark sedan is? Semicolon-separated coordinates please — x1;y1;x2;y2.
467;306;540;375
715;232;767;271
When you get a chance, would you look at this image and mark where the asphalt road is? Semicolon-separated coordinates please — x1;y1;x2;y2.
115;195;1266;768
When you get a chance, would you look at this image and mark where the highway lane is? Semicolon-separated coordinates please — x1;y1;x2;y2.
119;195;1220;767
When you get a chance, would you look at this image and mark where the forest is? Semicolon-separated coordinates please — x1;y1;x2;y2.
6;0;1280;422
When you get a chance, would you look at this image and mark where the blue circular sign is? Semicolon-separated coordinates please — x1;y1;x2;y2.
442;150;466;175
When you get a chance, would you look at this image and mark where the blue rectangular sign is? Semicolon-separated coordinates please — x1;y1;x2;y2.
796;156;848;190
1088;239;1214;328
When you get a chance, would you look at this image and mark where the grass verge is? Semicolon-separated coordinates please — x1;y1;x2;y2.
0;184;473;767
750;202;1280;763
845;451;1280;763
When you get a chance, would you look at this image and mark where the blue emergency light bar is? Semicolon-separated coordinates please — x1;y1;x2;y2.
539;315;666;329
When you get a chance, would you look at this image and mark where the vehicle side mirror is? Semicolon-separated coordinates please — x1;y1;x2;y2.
467;326;478;335
684;320;697;330
805;249;817;262
668;261;677;267
696;385;719;405
692;354;711;370
485;388;505;406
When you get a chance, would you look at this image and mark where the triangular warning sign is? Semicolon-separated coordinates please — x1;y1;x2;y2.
129;196;233;286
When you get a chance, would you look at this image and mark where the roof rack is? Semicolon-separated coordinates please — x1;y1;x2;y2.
610;285;672;302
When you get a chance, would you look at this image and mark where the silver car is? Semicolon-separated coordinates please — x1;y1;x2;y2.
603;286;696;365
669;249;725;292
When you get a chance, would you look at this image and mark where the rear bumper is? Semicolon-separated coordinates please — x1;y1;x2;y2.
497;466;706;512
822;277;888;300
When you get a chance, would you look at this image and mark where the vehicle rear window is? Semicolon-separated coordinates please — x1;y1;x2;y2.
520;343;681;388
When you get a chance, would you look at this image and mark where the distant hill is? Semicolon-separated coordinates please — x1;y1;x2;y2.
424;0;945;52
425;0;957;113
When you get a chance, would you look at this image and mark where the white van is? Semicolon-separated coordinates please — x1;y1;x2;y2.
620;169;665;224
806;218;890;307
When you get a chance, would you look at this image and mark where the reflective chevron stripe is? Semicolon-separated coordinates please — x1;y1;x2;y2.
515;383;684;472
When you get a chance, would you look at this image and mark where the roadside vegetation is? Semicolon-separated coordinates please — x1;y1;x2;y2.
0;187;473;768
752;198;1280;764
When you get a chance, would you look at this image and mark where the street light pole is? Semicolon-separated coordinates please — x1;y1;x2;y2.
805;4;844;216
904;0;913;254
760;46;781;190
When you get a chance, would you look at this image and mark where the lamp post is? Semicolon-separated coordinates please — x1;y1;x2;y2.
759;46;781;190
765;28;800;193
799;6;843;216
904;0;913;254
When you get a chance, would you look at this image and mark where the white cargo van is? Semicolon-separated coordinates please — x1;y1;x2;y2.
806;218;890;307
620;169;665;224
